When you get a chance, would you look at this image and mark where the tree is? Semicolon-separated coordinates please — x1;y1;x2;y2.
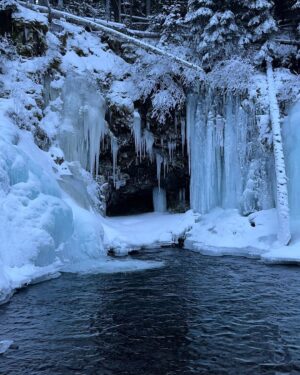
186;0;242;69
185;0;278;69
240;0;277;44
266;59;291;246
151;1;187;45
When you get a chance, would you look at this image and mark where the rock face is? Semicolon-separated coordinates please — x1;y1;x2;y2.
101;105;190;216
1;3;190;217
0;2;48;57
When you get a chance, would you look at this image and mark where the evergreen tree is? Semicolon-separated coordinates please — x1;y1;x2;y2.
186;0;241;68
185;0;278;69
151;1;187;45
240;0;277;44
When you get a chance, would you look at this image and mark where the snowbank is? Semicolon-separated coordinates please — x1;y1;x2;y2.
0;100;165;303
101;211;196;255
184;208;300;264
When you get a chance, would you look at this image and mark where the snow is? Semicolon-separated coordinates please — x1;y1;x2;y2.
101;211;196;255
185;208;278;256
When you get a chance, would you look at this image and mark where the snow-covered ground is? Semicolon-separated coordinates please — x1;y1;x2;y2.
185;207;300;264
101;210;196;255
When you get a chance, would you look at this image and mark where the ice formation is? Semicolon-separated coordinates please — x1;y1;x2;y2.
153;187;167;212
59;76;107;176
156;154;163;189
111;137;119;187
283;100;300;220
143;129;154;160
186;91;276;215
168;141;176;162
132;110;142;160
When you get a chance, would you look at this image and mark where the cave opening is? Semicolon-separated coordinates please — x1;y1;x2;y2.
107;188;154;216
0;9;13;36
106;184;190;217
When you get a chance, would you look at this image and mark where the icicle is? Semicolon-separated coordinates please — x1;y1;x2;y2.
132;111;142;160
111;137;119;187
156;153;163;189
163;158;168;179
181;117;186;154
59;75;106;176
187;86;276;217
283;100;300;219
152;187;167;212
168;141;176;162
143;129;154;161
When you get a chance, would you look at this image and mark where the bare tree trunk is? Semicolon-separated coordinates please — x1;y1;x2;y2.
118;0;121;22
106;0;111;21
266;60;291;246
45;0;52;23
146;0;151;17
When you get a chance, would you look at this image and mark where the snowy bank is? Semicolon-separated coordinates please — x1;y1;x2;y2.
184;208;300;264
101;210;196;255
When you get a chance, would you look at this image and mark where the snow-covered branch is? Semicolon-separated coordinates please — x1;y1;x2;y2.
19;1;204;76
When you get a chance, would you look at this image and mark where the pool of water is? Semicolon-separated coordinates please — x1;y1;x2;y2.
1;248;300;374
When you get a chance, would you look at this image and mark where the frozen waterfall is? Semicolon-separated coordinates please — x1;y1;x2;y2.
283;100;300;219
59;76;106;176
153;187;167;212
187;91;275;215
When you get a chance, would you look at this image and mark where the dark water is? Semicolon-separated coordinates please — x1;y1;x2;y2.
1;249;300;375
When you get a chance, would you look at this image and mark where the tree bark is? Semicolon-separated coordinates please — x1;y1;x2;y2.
105;0;110;21
146;0;151;17
266;60;291;246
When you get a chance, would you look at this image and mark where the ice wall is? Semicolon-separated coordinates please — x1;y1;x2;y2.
187;91;275;215
283;100;300;219
59;76;107;176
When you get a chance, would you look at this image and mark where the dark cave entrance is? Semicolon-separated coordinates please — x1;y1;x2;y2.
107;188;154;216
106;184;190;217
0;9;12;36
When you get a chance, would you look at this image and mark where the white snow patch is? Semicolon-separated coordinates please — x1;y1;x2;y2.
101;211;196;255
185;208;279;257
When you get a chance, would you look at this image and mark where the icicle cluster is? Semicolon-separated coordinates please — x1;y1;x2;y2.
59;76;106;176
187;91;275;215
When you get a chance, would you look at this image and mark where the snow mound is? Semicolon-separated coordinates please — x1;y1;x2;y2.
0;100;105;303
185;208;279;256
101;211;196;255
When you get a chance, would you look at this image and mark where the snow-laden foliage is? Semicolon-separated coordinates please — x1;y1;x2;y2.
185;0;277;69
122;51;198;123
206;59;255;92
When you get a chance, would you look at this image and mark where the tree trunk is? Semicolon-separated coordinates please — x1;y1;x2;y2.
266;60;291;246
106;0;111;21
146;0;151;17
45;0;52;23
